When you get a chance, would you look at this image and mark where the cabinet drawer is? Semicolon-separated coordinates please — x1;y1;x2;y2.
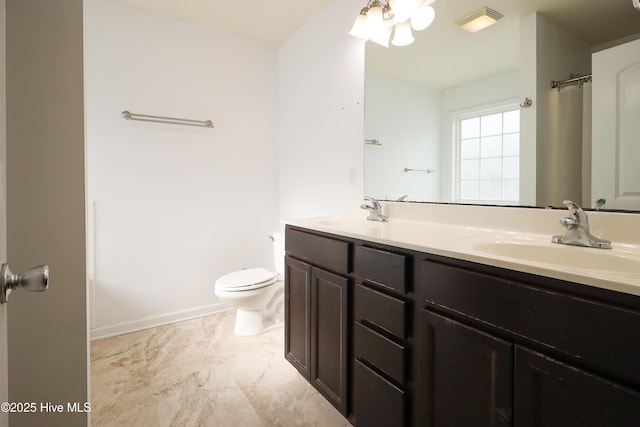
285;227;349;275
355;246;407;293
355;360;407;427
355;322;406;385
420;260;640;386
355;284;407;339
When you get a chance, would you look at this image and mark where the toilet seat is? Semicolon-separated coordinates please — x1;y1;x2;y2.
215;268;278;292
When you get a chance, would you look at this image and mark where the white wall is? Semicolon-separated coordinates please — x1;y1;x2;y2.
85;0;279;337
519;13;537;206
365;73;442;202
278;0;365;220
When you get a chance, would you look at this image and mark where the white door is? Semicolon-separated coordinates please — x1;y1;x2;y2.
592;38;640;210
2;1;88;427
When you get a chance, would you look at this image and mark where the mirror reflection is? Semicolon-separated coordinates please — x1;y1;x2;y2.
364;0;640;210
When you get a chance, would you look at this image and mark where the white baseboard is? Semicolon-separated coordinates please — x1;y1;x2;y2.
90;303;231;340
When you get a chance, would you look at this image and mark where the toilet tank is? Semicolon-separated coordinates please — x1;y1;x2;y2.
272;231;285;277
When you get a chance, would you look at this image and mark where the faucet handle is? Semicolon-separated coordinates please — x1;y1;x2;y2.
562;199;582;211
559;217;577;228
562;200;589;225
364;196;381;208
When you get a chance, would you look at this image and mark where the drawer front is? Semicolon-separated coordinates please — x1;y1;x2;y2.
285;227;349;275
355;360;407;427
355;284;407;339
420;260;640;386
355;245;407;293
355;322;406;385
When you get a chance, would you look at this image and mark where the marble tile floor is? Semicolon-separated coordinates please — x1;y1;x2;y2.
90;311;350;427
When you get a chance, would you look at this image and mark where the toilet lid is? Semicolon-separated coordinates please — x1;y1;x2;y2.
215;268;278;291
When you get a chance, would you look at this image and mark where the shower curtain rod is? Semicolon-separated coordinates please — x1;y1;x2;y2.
550;74;592;90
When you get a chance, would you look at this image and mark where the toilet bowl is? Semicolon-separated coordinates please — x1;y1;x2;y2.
214;232;285;336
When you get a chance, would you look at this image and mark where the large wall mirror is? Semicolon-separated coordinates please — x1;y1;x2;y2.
364;0;640;211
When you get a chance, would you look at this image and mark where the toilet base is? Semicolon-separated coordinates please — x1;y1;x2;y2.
233;308;284;336
234;309;264;336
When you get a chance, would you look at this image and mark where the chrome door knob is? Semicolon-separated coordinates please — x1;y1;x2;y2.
0;263;49;304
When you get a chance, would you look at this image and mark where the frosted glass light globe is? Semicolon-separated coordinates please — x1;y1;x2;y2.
411;5;435;31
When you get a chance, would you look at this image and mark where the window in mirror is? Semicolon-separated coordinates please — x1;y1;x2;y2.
456;105;520;204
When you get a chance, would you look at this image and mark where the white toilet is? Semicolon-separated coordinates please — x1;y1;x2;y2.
214;232;285;336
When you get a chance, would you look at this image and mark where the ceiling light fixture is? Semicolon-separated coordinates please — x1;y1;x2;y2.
455;6;503;33
349;0;436;47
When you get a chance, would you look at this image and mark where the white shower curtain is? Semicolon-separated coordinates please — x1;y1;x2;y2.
542;82;592;207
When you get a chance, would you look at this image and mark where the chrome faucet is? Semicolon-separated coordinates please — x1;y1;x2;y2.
552;200;611;249
361;196;388;222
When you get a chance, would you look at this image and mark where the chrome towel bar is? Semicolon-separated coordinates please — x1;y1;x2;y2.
122;111;214;128
404;168;434;173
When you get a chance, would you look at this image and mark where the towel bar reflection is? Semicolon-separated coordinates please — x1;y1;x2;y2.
404;168;434;173
365;139;382;146
122;111;214;128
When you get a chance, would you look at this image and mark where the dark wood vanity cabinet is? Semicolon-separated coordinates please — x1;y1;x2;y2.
284;225;640;426
353;245;410;427
419;259;640;427
515;346;640;427
309;267;349;414
418;309;513;426
284;256;311;379
284;229;350;416
417;305;640;427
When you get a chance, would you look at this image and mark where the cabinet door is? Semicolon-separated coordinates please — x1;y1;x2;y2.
515;346;640;427
355;359;407;427
418;310;513;427
311;267;349;416
285;256;311;380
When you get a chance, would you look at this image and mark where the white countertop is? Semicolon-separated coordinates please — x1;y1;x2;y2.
286;207;640;297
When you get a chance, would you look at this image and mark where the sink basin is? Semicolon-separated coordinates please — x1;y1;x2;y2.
474;242;640;273
315;218;364;228
309;217;390;239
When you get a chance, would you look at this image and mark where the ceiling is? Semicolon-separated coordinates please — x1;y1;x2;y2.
110;0;640;88
367;0;640;89
109;0;332;44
